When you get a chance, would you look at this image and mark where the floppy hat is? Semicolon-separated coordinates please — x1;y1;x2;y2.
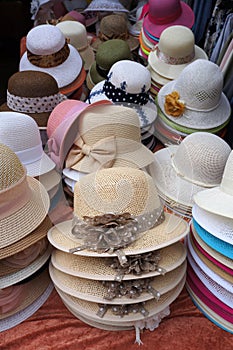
88;39;132;85
143;0;195;40
56;20;95;71
64;104;156;173
0;111;55;177
83;0;129;13
0;143;50;248
148;25;208;81
157;59;231;129
47;167;189;260
91;14;139;52
88;60;158;130
0;71;67;128
19;24;83;89
149;132;231;208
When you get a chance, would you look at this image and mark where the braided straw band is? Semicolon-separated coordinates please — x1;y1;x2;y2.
155;46;195;65
7;90;67;114
97;301;149;318
70;208;165;265
27;41;70;68
0;170;31;220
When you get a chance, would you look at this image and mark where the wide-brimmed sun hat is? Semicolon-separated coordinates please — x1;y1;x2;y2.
157;59;231;130
0;144;50;249
19;24;83;89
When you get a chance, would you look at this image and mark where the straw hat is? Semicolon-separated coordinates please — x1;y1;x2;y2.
0;144;50;248
0;71;67;128
148;25;208;81
65;104;156;173
47;167;189;258
150;132;231;208
91;14;139;52
83;0;129;13
157;59;231;129
56;20;95;71
19;24;83;89
143;0;195;40
88;60;157;130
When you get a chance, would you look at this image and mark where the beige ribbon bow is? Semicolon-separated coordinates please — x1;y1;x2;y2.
65;135;117;171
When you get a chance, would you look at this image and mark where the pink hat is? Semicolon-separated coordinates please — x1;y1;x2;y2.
143;0;195;39
47;100;112;169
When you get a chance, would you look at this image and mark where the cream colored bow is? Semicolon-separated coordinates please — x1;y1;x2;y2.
65;135;117;172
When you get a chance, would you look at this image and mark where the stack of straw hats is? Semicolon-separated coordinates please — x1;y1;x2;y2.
149;132;231;219
186;151;233;333
155;59;231;145
0;144;53;331
47;167;189;341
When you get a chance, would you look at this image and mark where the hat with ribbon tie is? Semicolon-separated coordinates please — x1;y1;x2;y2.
19;24;83;89
0;70;67;128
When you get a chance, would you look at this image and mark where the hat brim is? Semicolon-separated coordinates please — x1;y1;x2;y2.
157;81;231;130
0;177;50;248
147;64;172;86
39;169;61;193
143;2;195;39
79;45;95;71
60;66;86;96
148;45;208;80
86;69;96;90
89;62;106;84
88;80;158;129
91;36;139;52
23;152;55;177
19;44;83;89
47;212;189;257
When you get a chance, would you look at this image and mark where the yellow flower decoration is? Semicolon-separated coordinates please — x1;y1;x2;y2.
164;91;185;117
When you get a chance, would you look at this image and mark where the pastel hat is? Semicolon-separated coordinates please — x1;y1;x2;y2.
157;59;231;130
56;20;95;71
143;0;195;40
91;14;139;52
194;151;233;220
19;24;83;89
0;70;67;128
0;112;55;177
60;10;98;27
65;104;156;173
83;0;129;13
0;143;50;248
148;25;208;81
88;39;132;86
88;60;158;130
150;132;231;208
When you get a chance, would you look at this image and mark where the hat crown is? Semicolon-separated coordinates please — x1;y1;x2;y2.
108;60;151;94
172;132;231;186
173;59;223;110
26;24;65;55
0;112;42;153
74;167;162;217
0;144;25;191
99;14;128;36
56;21;88;49
148;0;182;22
96;39;131;69
158;25;194;58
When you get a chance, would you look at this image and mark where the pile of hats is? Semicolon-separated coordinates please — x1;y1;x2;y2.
47;167;189;341
139;0;195;60
0;144;53;331
147;25;208;98
186;151;233;333
155;59;231;146
88;60;158;151
149;132;231;219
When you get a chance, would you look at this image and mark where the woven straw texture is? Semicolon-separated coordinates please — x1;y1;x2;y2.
49;260;186;304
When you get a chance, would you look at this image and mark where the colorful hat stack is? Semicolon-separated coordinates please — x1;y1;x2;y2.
155;59;231;145
147;25;208;98
149;132;231;218
88;60;158;151
186;151;233;333
47;167;189;341
0;144;53;331
139;0;195;60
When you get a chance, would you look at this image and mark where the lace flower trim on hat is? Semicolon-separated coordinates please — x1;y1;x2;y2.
7;90;67;114
97;301;149;318
155;46;195;65
70;208;165;265
164;91;185;117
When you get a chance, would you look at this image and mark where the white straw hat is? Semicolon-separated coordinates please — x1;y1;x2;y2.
83;0;129;12
0;111;55;177
19;24;83;89
157;59;231;129
149;132;231;207
194;151;233;219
